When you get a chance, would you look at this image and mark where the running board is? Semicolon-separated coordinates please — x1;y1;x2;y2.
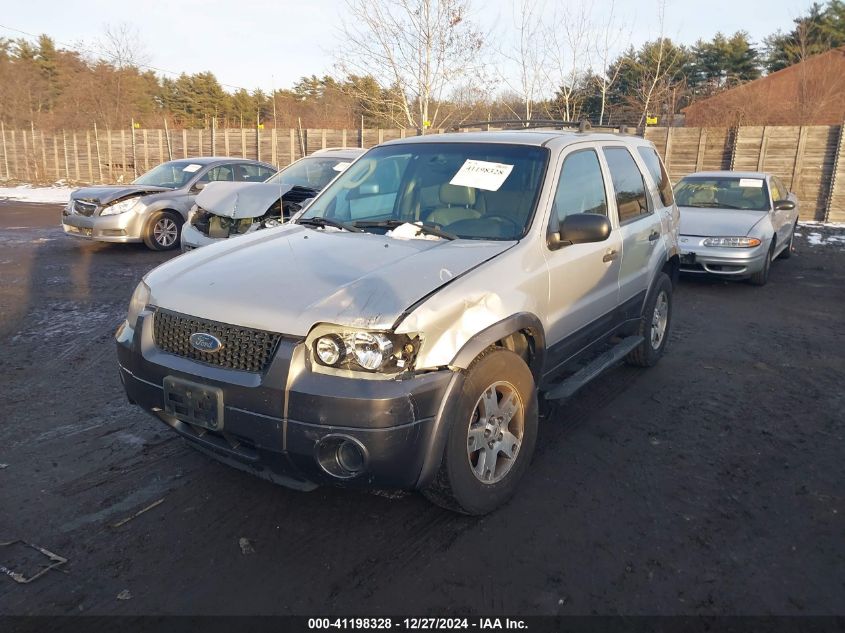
544;336;643;400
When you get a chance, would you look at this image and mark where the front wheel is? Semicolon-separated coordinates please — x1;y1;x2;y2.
749;241;775;286
423;348;538;515
144;210;183;251
626;272;673;367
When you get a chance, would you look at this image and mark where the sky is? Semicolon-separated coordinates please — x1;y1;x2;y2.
0;0;813;94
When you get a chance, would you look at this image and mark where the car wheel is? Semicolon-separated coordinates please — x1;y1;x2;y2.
749;240;775;286
423;348;538;515
778;223;797;260
144;211;183;251
626;272;673;368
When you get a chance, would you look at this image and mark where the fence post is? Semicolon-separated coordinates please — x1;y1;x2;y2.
86;131;93;183
53;134;60;182
157;129;164;165
289;128;296;164
62;130;71;180
72;132;80;182
22;128;31;181
695;128;707;172
39;130;47;180
271;128;277;165
342;129;347;148
756;126;769;171
240;128;246;158
29;123;39;182
825;123;845;223
0;122;8;180
163;118;173;161
10;130;18;180
321;129;327;150
256;122;261;161
358;116;364;148
664;127;674;172
142;129;149;171
93;124;103;183
791;126;808;192
224;128;230;156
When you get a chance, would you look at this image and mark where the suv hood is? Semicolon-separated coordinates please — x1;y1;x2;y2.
679;206;767;237
196;182;293;218
72;185;172;205
145;224;514;335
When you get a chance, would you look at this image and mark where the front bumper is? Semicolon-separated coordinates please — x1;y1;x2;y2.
180;223;224;251
62;206;144;243
116;311;460;491
678;236;769;277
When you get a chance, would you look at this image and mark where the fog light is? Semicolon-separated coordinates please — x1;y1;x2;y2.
316;435;368;479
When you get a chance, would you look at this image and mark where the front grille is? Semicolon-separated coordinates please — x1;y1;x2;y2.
73;200;97;216
152;308;282;372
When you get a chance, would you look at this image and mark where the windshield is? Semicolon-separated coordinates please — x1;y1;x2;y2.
674;176;770;211
133;160;205;189
265;156;354;191
300;143;548;240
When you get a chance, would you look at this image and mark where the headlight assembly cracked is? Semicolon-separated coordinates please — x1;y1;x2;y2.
101;197;145;216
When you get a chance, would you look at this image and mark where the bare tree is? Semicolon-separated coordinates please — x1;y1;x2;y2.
336;0;487;132
98;23;148;70
498;0;547;122
591;0;629;125
543;0;593;121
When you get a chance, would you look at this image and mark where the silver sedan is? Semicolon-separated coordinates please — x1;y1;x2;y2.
674;171;800;286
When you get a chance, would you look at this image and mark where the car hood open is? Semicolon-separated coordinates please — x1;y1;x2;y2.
145;224;514;335
679;206;767;237
196;182;294;218
71;185;172;205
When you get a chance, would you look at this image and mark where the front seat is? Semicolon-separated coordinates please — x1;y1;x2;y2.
425;184;482;226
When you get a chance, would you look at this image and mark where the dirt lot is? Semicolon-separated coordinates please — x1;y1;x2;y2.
0;201;843;616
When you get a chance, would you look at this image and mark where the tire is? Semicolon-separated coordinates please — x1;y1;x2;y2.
143;210;183;251
749;240;775;286
626;272;673;368
423;348;538;515
778;223;796;260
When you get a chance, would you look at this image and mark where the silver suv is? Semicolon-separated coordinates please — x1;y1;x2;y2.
117;131;680;514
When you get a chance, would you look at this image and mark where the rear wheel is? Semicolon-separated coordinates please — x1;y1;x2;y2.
626;272;673;368
144;210;183;251
749;240;775;286
423;348;538;515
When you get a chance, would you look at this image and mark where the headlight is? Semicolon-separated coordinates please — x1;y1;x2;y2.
126;281;151;329
309;327;420;374
101;197;144;216
702;237;762;248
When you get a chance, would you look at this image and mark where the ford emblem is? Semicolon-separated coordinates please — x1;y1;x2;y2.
190;332;223;353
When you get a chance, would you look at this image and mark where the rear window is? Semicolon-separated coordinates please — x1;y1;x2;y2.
603;147;650;223
637;146;674;207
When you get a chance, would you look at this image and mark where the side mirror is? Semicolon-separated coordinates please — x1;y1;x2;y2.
548;213;611;250
774;199;795;211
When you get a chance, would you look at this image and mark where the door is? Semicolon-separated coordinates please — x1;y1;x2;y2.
601;145;663;314
544;147;622;372
769;176;794;247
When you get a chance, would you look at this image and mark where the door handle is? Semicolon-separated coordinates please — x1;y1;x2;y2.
602;249;618;262
648;231;660;242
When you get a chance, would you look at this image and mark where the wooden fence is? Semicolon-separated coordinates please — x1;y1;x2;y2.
1;123;843;221
644;125;845;221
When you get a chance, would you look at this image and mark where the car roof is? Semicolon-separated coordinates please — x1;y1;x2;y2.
166;157;274;166
682;170;769;179
305;148;366;159
379;130;646;148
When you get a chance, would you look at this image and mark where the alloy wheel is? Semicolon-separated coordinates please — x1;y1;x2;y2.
154;217;178;247
650;290;669;350
466;381;524;484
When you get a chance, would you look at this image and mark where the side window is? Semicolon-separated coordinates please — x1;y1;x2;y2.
636;146;674;207
552;150;607;226
235;164;275;182
603;147;650;223
197;164;236;183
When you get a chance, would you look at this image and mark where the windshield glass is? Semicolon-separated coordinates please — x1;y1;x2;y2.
133;160;205;189
265;156;354;191
300;143;548;240
674;176;770;211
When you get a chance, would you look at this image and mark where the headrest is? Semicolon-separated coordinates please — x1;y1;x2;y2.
439;184;476;206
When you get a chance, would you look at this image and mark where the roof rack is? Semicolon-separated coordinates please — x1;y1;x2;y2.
453;119;636;134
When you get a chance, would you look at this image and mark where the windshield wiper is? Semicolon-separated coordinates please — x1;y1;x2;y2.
353;220;457;241
297;217;362;232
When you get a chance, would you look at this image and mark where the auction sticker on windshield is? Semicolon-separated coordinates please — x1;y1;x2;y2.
739;178;764;188
449;159;513;191
332;162;352;172
182;164;202;173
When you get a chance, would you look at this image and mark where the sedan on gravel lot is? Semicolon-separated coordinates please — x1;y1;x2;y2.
180;148;364;251
62;157;277;251
673;171;800;285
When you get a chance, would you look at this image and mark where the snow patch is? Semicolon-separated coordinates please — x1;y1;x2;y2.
0;185;74;204
805;232;845;248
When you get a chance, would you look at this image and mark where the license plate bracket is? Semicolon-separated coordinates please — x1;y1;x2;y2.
680;252;696;265
163;376;224;431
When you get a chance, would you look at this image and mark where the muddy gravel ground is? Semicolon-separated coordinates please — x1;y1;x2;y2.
0;201;843;616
